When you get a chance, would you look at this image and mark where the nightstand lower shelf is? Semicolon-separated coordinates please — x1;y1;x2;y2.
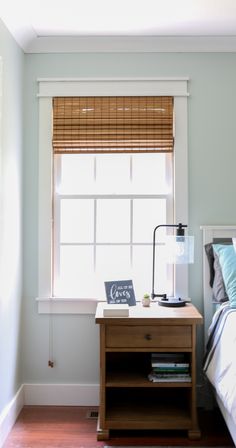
106;387;191;429
106;403;191;430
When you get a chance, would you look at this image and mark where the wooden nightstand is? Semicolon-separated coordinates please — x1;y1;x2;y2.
95;301;203;441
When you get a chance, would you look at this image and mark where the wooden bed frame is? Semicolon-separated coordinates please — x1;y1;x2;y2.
201;225;236;446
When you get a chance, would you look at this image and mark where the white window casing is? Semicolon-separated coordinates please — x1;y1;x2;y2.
37;78;189;314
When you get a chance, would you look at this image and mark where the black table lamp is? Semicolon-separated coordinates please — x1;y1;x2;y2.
151;223;194;307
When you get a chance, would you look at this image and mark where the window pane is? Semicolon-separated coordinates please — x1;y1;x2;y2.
132;153;169;194
55;244;172;300
133;198;166;243
96;154;130;194
59;154;94;194
56;246;95;297
132;246;153;299
60;199;94;243
57;153;171;195
96;246;131;288
53;152;174;299
154;244;172;296
132;245;171;299
97;199;130;243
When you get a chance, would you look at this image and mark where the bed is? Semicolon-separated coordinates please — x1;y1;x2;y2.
201;225;236;446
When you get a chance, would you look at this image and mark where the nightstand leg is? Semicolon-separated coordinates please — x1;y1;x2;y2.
97;428;110;441
97;419;110;440
188;428;201;440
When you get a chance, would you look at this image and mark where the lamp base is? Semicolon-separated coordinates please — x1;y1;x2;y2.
158;296;186;307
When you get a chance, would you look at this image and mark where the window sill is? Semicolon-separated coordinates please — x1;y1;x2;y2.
36;297;104;314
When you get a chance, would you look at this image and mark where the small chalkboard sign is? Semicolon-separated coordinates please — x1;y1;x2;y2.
104;280;136;306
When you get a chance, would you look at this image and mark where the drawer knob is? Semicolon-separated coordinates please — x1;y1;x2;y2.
145;334;152;341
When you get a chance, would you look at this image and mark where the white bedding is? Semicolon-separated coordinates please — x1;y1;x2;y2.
204;304;236;425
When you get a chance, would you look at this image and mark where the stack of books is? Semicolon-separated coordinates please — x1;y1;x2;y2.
148;353;191;382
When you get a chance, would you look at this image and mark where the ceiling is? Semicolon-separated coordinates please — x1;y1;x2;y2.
1;0;236;53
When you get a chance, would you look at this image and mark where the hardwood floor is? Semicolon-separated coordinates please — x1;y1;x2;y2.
3;406;234;448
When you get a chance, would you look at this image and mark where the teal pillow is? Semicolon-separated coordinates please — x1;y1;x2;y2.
213;244;236;308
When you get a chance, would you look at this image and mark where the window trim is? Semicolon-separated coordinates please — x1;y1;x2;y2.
37;77;189;314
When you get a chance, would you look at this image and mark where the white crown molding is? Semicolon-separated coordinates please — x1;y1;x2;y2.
3;20;236;54
21;35;236;53
2;9;236;53
0;14;36;50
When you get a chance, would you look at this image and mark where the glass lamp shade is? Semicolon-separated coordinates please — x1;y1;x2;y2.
151;223;194;304
164;235;194;264
233;238;236;252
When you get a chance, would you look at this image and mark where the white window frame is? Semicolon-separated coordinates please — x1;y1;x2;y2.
36;77;189;314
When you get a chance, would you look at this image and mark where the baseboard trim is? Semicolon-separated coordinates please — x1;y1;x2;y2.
24;383;99;406
0;382;99;447
0;385;24;448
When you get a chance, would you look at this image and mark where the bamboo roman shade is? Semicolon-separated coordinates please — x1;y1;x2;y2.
52;96;174;153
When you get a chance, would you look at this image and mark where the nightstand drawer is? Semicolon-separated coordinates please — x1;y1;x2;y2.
106;325;192;348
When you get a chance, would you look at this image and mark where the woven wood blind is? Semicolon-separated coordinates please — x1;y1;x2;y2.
52;96;174;153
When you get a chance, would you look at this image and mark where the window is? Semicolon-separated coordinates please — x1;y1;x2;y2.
37;78;189;313
54;152;173;299
52;96;173;299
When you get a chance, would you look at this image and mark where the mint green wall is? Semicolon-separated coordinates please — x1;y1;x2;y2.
0;17;235;411
0;20;24;413
23;52;236;384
